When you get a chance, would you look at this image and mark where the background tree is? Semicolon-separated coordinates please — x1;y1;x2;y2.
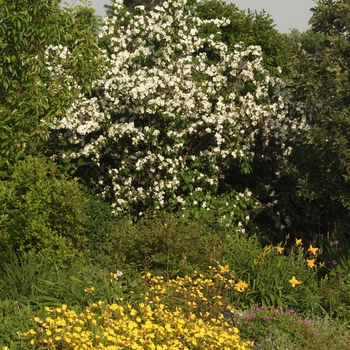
195;0;290;76
285;0;350;241
285;28;328;55
0;0;104;179
104;0;164;16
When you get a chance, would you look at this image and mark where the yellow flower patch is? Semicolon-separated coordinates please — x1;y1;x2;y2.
22;272;252;350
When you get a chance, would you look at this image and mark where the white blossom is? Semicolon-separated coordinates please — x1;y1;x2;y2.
48;0;307;219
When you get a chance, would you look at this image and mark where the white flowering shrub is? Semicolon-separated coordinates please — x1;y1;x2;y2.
49;0;305;223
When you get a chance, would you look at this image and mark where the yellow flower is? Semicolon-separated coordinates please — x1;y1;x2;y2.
276;246;284;254
295;238;302;246
234;280;248;292
84;286;95;293
219;264;229;273
308;245;319;255
306;258;315;268
289;276;302;288
28;329;36;335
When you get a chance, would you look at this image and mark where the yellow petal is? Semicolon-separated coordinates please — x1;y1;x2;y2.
306;258;315;268
219;264;229;273
308;245;319;255
289;276;302;287
276;246;284;254
295;238;302;246
234;279;248;292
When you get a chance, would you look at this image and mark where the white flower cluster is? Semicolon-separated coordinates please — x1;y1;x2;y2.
49;0;306;218
41;44;81;95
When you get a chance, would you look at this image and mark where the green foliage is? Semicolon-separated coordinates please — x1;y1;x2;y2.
104;0;165;15
0;249;65;308
0;0;103;179
218;236;324;313
307;1;350;186
235;307;349;350
0;300;36;350
318;239;350;321
271;0;350;243
84;195;121;267
195;0;290;75
0;249;137;311
107;212;230;276
0;156;89;265
285;28;328;55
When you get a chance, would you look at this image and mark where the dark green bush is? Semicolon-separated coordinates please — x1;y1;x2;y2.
108;212;234;277
84;195;120;268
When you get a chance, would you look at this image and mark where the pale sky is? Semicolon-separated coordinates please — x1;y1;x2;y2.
66;0;316;34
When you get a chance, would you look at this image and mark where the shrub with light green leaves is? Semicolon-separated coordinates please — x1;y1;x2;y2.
0;156;89;265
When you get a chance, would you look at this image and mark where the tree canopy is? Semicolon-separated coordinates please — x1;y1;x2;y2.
195;0;289;75
284;0;350;238
0;0;104;178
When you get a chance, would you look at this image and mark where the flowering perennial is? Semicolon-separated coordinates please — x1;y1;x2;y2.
21;271;253;349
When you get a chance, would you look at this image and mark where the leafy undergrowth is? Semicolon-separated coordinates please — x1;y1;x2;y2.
1;215;350;349
1;257;349;349
236;306;349;350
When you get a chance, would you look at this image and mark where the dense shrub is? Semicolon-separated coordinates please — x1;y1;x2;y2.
108;212;233;276
48;0;306;236
0;156;89;264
